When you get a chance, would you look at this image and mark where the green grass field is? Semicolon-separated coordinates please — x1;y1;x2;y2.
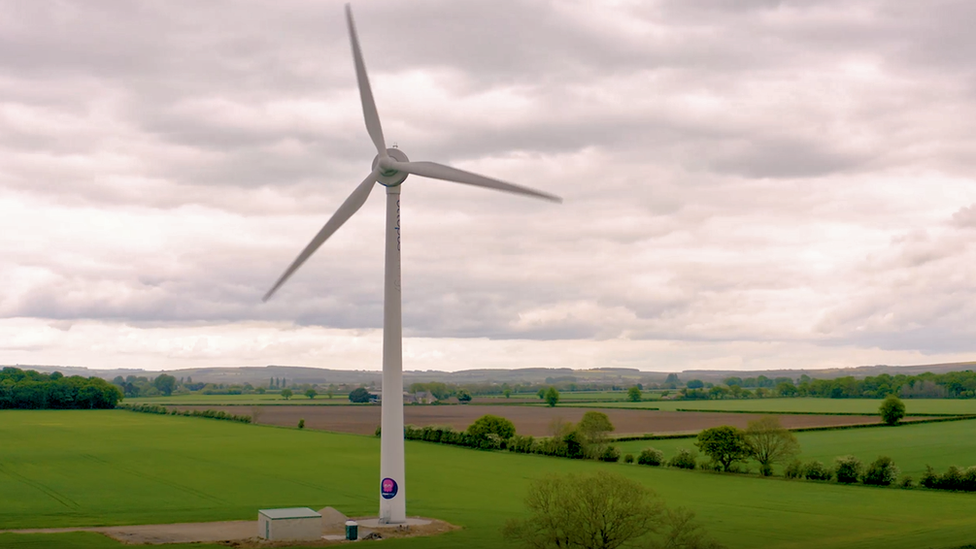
574;397;976;415
3;411;976;549
615;419;976;477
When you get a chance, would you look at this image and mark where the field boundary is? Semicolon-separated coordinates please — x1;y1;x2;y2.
674;408;963;417
611;415;976;442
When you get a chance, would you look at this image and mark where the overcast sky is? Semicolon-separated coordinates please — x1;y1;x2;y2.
2;0;975;373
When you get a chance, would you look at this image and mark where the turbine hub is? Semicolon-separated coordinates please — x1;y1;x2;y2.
372;148;410;187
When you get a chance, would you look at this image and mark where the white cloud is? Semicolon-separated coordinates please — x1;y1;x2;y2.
2;0;976;372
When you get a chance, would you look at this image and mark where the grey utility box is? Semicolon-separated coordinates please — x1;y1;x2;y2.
258;507;322;541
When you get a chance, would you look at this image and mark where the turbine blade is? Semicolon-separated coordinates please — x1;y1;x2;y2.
345;4;387;159
263;169;380;302
391;160;562;203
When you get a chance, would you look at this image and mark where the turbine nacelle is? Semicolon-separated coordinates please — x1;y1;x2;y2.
373;148;410;187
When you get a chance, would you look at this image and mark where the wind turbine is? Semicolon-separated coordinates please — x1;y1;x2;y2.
262;4;561;524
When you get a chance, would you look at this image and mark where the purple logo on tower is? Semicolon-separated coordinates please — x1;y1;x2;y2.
381;477;398;499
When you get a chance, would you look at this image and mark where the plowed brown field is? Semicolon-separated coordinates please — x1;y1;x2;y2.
172;405;907;436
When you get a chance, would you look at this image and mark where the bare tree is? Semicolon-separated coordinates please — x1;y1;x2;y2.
658;508;727;549
250;406;264;424
745;416;800;476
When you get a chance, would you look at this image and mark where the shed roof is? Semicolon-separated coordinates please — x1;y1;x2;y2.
259;507;321;520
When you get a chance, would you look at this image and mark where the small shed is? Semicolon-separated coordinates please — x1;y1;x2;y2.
258;507;322;541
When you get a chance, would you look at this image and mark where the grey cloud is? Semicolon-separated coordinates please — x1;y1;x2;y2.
952;204;976;228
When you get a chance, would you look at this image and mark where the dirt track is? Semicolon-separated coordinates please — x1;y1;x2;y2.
173;404;899;436
5;517;457;546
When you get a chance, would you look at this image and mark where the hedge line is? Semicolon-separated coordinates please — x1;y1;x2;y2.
675;408;962;417
118;403;252;423
610;415;976;442
391;425;609;460
788;415;976;433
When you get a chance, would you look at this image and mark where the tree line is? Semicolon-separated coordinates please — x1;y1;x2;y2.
677;370;976;400
0;367;122;409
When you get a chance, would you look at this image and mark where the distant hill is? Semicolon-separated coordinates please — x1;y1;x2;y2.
6;360;976;387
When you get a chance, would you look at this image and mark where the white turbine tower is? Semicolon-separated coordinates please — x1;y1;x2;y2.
263;5;561;524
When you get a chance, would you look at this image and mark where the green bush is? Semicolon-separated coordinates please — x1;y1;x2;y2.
898;475;915;489
637;448;664;466
599;446;621;462
623;453;634;464
537;436;568;457
668;449;697;470
297;418;305;429
921;465;939;488
563;429;586;459
804;460;832;481
942;465;963;490
784;459;803;479
467;414;516;440
478;433;504;451
507;435;536;454
862;456;899;486
962;466;976;492
834;455;862;484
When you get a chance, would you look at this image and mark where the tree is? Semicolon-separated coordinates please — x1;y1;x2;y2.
468;415;516;440
280;388;293;400
745;416;800;476
544;387;559;407
537;388;546;400
503;389;512;398
776;382;798;397
834;455;862;484
456;389;472;403
628;386;642;402
863;456;900;486
664;373;681;389
348;387;371;403
696;426;749;472
880;394;906;425
305;388;317;399
501;471;724;549
153;374;177;397
686;379;704;389
577;411;615;459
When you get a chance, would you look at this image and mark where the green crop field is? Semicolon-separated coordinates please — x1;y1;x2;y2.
573;397;976;415
615;418;976;477
126;393;353;406
3;411;976;549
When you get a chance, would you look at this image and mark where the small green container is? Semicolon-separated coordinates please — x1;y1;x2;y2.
345;520;358;540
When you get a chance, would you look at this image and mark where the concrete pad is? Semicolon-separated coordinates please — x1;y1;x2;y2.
355;517;432;528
